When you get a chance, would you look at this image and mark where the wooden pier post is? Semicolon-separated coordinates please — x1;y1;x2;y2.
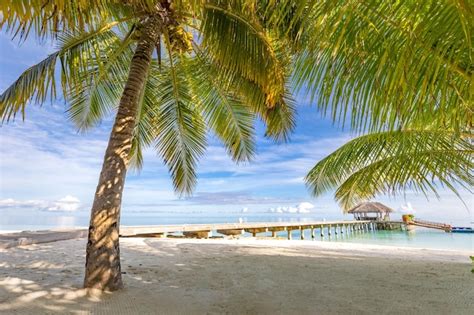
328;225;332;236
311;227;316;239
320;225;324;237
271;230;277;238
287;229;292;240
300;227;305;240
335;224;338;235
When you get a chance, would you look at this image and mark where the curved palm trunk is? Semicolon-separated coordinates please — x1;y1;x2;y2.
84;20;160;291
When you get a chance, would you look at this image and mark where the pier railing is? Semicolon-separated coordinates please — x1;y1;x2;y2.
409;219;452;232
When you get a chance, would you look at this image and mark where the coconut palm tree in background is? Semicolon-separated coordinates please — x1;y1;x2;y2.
1;0;472;291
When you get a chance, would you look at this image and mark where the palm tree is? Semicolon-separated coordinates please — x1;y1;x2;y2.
0;1;298;290
299;0;473;209
1;0;472;291
305;130;473;210
292;0;472;132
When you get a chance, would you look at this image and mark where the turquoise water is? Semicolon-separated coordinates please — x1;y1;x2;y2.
285;228;473;252
1;210;472;252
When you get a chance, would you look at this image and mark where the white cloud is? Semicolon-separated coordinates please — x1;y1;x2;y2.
398;202;415;214
268;202;315;214
0;198;47;208
297;202;315;213
0;196;81;212
47;195;81;212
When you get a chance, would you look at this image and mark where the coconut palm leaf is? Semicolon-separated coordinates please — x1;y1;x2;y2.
200;0;287;109
305;130;474;210
0;22;124;122
0;0;150;40
153;43;207;195
190;42;296;143
292;0;473;133
183;57;256;162
218;57;296;142
129;67;160;170
66;27;135;130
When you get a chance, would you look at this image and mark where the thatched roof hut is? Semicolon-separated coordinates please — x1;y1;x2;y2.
347;202;393;221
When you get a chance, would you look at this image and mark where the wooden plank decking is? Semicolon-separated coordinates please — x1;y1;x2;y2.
120;220;377;239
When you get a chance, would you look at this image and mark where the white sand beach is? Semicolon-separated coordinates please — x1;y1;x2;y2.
0;237;472;314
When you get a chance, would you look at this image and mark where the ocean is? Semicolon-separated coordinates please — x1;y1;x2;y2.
1;210;472;252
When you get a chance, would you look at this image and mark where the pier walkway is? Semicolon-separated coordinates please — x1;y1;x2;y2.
1;220;384;248
120;220;377;239
407;219;452;232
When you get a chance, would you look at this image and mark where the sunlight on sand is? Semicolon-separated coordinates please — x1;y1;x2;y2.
1;238;472;314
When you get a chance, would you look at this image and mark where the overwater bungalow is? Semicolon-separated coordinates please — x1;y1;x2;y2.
348;202;393;221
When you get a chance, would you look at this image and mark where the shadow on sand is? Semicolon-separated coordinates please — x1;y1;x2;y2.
0;238;472;314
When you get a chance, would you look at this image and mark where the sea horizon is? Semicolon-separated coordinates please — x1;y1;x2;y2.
2;209;472;252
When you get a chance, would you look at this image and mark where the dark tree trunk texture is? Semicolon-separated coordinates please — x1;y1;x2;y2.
83;17;161;291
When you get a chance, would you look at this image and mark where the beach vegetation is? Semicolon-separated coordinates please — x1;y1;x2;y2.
306;130;473;210
1;0;298;290
302;1;473;209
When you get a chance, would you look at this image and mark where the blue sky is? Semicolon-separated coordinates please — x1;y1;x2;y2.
0;31;472;225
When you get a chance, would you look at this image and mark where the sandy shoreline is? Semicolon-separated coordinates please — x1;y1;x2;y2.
1;237;472;314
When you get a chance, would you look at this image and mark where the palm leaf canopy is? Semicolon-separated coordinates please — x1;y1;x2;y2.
1;0;472;199
0;0;297;195
290;0;473;132
305;130;473;210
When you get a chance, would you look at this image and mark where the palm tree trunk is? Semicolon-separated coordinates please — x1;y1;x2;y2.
83;19;160;291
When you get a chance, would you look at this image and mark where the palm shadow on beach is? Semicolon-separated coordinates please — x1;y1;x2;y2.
0;238;472;314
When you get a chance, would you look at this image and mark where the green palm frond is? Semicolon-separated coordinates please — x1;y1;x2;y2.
184;57;256;162
230;72;296;142
200;0;287;108
129;68;160;170
293;0;473;132
190;41;296;143
66;28;135;130
0;0;150;40
153;46;207;195
305;130;474;210
0;22;124;122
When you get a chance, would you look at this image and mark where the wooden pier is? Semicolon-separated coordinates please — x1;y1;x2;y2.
0;220;409;248
120;220;382;239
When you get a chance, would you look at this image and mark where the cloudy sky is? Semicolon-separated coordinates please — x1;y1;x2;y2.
0;32;471;228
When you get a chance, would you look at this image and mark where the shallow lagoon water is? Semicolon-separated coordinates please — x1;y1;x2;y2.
1;210;472;252
302;228;473;252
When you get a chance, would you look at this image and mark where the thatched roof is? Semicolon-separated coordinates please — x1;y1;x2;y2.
347;202;394;214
